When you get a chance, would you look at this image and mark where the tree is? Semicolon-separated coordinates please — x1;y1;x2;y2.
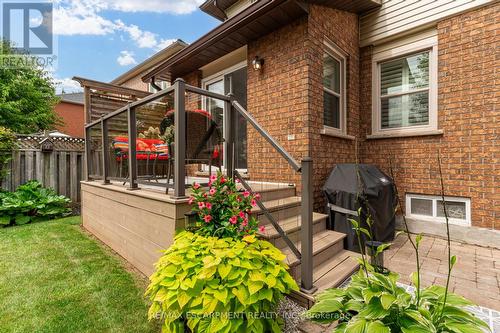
0;40;60;134
0;126;15;188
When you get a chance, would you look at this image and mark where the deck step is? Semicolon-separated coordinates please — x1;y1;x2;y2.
313;250;360;292
289;250;360;309
251;196;302;222
258;212;328;248
283;230;346;268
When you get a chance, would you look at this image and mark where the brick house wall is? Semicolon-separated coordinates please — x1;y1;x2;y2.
246;17;310;188
307;6;360;209
54;101;85;138
359;3;499;229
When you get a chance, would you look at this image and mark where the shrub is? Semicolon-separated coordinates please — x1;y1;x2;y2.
188;172;261;239
146;231;299;333
306;265;490;332
0;126;16;187
0;180;71;226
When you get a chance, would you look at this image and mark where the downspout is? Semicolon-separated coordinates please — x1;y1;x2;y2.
150;76;162;92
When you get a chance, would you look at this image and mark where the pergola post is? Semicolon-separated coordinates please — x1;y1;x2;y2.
173;78;186;198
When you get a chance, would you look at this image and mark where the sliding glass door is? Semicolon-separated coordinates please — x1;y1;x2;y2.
204;65;247;171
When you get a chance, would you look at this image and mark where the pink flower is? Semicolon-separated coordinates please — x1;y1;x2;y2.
203;193;207;198
193;182;200;189
205;202;212;210
241;219;248;227
235;179;241;183
203;215;212;223
210;175;217;182
259;225;266;233
220;177;226;184
198;202;205;209
209;188;216;195
251;199;257;207
238;211;245;218
229;216;238;224
243;190;251;198
188;197;194;205
255;193;261;200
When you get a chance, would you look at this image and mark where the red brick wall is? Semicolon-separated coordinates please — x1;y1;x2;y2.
307;6;360;209
246;17;309;187
359;3;499;229
54;101;85;138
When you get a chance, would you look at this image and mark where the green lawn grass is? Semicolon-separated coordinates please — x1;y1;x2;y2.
0;216;160;333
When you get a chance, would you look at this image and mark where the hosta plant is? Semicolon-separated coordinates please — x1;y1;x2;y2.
146;231;299;333
306;264;490;333
188;172;261;239
0;180;71;226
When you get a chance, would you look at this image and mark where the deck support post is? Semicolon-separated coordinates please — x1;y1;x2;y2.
173;78;186;198
225;94;234;179
101;118;110;185
127;106;138;190
84;126;91;181
300;157;317;294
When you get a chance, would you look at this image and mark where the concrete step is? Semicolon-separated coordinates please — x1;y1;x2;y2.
251;196;302;222
258;212;328;249
285;230;347;281
289;250;360;309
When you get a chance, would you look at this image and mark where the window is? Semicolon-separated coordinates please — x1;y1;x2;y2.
322;42;346;134
406;194;471;226
372;37;438;136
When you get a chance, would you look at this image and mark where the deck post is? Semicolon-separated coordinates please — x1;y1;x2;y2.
225;94;234;179
84;126;91;181
101;118;110;184
127;106;138;190
300;157;317;294
173;78;186;198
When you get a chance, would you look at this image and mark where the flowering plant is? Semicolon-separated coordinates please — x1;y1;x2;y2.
188;172;263;239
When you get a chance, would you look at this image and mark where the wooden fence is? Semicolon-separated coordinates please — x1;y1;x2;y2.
1;135;86;202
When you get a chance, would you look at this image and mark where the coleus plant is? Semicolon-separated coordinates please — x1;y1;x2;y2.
188;172;263;239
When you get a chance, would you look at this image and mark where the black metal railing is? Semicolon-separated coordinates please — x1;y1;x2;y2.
83;78;316;293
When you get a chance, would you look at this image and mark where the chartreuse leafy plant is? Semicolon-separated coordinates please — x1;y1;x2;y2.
146;231;299;333
0;180;71;226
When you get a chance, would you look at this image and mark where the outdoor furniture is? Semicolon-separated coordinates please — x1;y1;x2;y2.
160;109;223;193
112;137;171;182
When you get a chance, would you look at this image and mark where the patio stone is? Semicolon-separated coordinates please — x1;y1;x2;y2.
386;234;500;311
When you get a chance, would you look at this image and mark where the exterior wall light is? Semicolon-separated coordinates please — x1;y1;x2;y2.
252;56;264;71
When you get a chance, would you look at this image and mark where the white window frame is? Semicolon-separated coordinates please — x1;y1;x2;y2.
371;36;438;137
406;194;471;227
322;40;347;136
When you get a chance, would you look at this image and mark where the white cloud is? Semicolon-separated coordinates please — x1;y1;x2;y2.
103;0;204;15
117;51;137;66
53;1;186;50
53;77;83;94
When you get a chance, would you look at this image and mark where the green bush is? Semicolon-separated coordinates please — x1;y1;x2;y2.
0;180;71;226
189;172;261;239
306;265;490;333
146;231;299;333
0;126;16;186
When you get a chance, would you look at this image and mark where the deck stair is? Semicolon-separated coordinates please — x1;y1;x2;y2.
246;182;359;308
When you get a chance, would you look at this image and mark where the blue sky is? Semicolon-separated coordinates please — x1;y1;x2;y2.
49;0;219;93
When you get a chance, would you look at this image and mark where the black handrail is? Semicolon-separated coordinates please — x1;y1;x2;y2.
234;170;301;260
231;100;301;172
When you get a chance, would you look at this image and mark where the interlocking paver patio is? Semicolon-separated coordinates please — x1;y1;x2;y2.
385;234;500;311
